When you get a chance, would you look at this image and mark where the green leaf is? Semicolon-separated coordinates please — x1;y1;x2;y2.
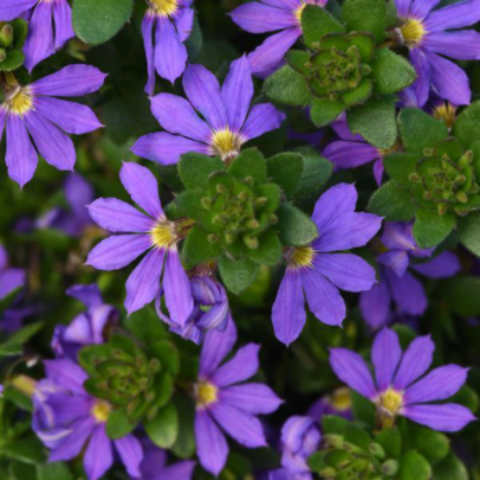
153;373;174;408
452;99;480;148
185;13;203;61
287;50;311;75
347;96;397;149
341;78;373;106
342;0;386;42
344;423;371;451
277;203;318;246
218;256;259;294
11;19;29;48
371;49;416;94
105;407;138;439
264;65;311;107
228;148;267;183
2;437;46;465
145;403;179;449
398;108;449;153
398;451;431;480
183;226;222;264
310;97;345;127
383;152;421;185
368;180;416;221
443;276;480;317
433;453;468;480
350;390;376;430
301;4;344;47
375;428;402;459
0;50;25;72
413;209;456;248
404;424;449;464
178;153;224;190
157;164;184;193
171;394;196;459
174;190;205;219
246;230;283;266
266;152;304;197
322;415;350;435
37;463;73;480
72;0;133;45
150;340;180;376
458;212;480;256
0;322;44;357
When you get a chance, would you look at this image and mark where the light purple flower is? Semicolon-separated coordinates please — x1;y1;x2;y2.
272;183;382;345
142;0;194;93
323;116;391;186
360;222;461;330
0;244;25;301
330;328;476;431
132;56;285;165
51;284;118;360
86;162;194;323
0;65;105;187
0;0;75;71
156;275;229;344
194;319;283;475
393;0;480;106
230;0;327;77
33;358;144;480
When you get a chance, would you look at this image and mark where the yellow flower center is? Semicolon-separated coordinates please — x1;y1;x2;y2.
4;87;33;117
288;246;315;269
294;1;307;23
378;140;400;157
375;388;404;427
149;0;178;16
151;220;176;249
211;128;243;162
399;18;426;47
196;381;218;408
433;103;457;130
329;387;352;412
91;400;112;423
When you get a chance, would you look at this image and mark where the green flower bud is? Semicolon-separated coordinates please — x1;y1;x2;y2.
0;24;13;48
381;459;399;476
369;442;385;459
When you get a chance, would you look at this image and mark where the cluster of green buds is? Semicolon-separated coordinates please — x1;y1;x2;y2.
409;139;480;216
0;20;28;72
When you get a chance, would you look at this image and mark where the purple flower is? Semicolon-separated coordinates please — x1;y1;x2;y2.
194;319;282;475
392;0;480;106
139;441;196;480
360;222;461;330
0;244;24;301
272;183;382;345
156;275;230;344
0;65;105;187
33;359;144;480
330;328;476;431
323;116;393;186
142;0;194;93
51;284;118;360
86;162;194;323
132;56;285;165
307;387;353;422
0;0;74;71
230;0;327;77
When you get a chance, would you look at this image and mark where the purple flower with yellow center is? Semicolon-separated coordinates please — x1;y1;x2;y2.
86;162;194;323
51;284;118;360
0;244;24;301
391;0;480;106
194;319;283;475
307;387;353;422
230;0;328;77
359;222;460;330
0;0;74;71
132;56;285;165
272;183;382;345
0;65;105;187
330;328;476;431
33;359;144;480
142;0;194;93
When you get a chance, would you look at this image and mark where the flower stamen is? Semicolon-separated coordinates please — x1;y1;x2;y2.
288;246;315;269
148;0;179;16
195;381;218;408
91;400;112;423
211;127;243;162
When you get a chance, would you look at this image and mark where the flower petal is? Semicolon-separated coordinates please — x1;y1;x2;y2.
272;269;306;346
329;348;377;399
53;0;75;49
195;410;228;476
222;55;254;131
132;132;208;165
395;0;413;17
410;251;460;279
323;140;379;169
6;115;38;188
229;2;297;33
49;417;95;462
31;65;107;97
142;15;156;95
183;64;228;130
378;250;410;277
385;269;427;316
44;358;88;394
313;253;377;292
24;2;54;72
403;404;475;432
88;198;153;233
303;269;346;326
424;31;480;60
34;97;102;135
372;328;402;392
86;235;151;271
359;277;391;330
405;365;469;404
174;7;194;42
425;0;480;31
209;402;267;447
125;248;164;314
0;268;25;300
120;162;164;219
219;383;283;414
241;103;285;141
150;93;211;142
114;434;144;479
84;425;113;480
409;0;441;20
393;335;435;390
0;0;36;20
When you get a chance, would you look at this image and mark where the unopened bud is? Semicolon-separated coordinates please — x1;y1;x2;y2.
212;215;224;226
201;197;212;210
422;147;434;157
437;203;447;216
0;25;13;47
243;235;259;249
207;234;218;244
456;191;468;203
225;232;236;244
256;196;268;207
216;183;227;195
246;219;260;230
369;442;385;459
0;48;6;63
244;175;254;186
381;459;399;476
237;190;249;201
423;191;433;201
408;172;421;183
324;434;344;448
